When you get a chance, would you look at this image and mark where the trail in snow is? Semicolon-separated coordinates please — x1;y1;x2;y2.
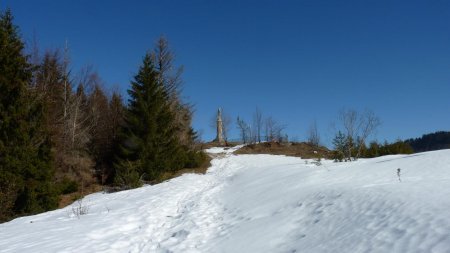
1;147;450;253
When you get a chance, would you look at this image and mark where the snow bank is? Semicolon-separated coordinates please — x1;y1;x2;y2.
1;150;450;252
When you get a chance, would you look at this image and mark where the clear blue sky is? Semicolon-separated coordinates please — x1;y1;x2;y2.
2;0;449;145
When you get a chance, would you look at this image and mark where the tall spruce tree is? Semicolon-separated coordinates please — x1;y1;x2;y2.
114;53;182;187
152;37;204;168
0;10;57;221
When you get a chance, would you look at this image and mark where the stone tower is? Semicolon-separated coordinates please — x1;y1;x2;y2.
215;108;225;144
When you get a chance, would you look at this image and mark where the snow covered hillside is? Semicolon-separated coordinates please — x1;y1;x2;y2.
1;147;450;253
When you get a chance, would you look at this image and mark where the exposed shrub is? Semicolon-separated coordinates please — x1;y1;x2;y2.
114;160;143;189
183;150;208;169
58;178;79;195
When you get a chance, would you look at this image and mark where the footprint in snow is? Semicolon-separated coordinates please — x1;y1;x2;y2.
171;229;190;241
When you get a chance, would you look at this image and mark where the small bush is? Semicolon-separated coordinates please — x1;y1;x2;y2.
332;150;344;162
114;160;143;189
184;150;208;169
58;178;79;194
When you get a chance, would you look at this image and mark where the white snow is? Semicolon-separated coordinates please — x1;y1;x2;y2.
1;148;450;253
204;145;243;154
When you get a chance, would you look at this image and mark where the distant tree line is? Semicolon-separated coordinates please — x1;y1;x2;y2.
0;9;205;222
363;140;414;158
405;131;450;153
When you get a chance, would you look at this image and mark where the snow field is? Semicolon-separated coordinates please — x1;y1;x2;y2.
1;147;450;252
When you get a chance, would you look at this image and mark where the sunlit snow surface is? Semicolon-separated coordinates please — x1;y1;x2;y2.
1;148;450;253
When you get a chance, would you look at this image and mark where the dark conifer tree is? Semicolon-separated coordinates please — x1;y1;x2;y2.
114;54;182;187
88;85;111;183
0;10;57;221
332;131;346;162
109;92;125;143
98;92;125;184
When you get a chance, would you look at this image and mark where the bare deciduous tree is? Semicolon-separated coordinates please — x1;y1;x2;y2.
152;36;195;147
264;116;285;142
62;40;71;153
307;120;320;147
253;107;263;143
355;110;381;159
237;116;251;144
153;36;181;98
221;111;232;144
68;84;90;151
336;108;381;161
66;66;101;152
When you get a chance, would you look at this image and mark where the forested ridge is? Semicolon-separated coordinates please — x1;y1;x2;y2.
405;131;450;153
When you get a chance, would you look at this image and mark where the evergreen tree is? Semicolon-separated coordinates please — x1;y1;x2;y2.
114;54;182;187
344;135;355;161
99;92;125;184
88;85;112;183
332;131;346;162
109;92;125;142
0;10;57;221
152;37;204;167
366;141;380;158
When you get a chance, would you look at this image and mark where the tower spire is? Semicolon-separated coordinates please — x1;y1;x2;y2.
215;108;225;144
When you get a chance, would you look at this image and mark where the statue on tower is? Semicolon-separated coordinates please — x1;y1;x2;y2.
214;108;225;145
